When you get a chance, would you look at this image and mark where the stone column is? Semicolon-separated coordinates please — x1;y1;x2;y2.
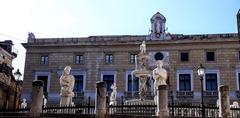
157;85;169;117
218;85;230;118
30;80;43;116
95;81;107;118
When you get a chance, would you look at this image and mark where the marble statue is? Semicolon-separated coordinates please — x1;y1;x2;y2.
21;98;27;108
110;83;117;105
230;101;239;108
60;66;75;106
43;95;47;107
138;41;148;70
139;76;148;101
140;41;146;54
156;20;162;33
28;32;35;39
153;60;167;95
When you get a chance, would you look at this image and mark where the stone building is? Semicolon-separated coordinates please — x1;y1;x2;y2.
22;11;240;104
0;40;22;110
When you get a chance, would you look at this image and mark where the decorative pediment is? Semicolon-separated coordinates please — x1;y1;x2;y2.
151;12;166;23
148;12;171;40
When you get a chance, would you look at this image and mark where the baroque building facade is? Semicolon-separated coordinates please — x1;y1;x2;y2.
22;11;240;104
0;40;22;110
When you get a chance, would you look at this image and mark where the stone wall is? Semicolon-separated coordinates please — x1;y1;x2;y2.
22;35;240;103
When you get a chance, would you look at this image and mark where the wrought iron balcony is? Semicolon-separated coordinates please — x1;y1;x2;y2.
203;91;218;98
176;91;194;98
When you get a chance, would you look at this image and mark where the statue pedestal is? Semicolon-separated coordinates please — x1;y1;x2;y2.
31;80;43;117
132;70;151;101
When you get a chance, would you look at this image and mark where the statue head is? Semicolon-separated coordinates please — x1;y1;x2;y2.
23;98;26;103
63;66;71;75
157;60;163;68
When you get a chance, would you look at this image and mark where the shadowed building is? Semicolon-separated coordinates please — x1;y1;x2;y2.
0;40;22;110
22;11;240;104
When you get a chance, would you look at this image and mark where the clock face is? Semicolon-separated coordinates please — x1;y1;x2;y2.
156;33;160;38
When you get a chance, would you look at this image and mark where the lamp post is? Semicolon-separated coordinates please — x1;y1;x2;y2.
13;69;22;110
197;64;205;117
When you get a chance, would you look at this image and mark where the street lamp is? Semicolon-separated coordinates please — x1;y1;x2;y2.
13;69;22;110
197;64;205;117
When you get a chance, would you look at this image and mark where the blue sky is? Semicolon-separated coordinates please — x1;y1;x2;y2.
0;0;239;79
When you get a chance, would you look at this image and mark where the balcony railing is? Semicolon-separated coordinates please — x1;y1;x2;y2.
176;91;194;98
203;91;218;98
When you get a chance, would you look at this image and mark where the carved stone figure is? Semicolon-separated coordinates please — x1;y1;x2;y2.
60;66;75;106
138;41;149;70
230;101;239;108
153;60;167;95
156;20;162;33
139;76;148;101
140;41;146;54
21;98;27;108
28;32;35;39
43;95;47;107
110;83;117;105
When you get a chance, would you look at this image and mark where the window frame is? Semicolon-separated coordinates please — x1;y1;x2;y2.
73;75;84;92
205;73;218;91
179;74;191;91
206;51;215;61
40;55;49;65
203;69;220;91
180;52;189;62
75;54;84;64
101;71;116;92
130;53;137;64
105;54;113;64
125;71;139;92
176;69;193;91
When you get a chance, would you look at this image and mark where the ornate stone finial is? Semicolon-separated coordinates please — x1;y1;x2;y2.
149;12;171;40
28;32;36;43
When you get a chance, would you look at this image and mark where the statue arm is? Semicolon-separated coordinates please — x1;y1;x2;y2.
70;75;75;90
60;76;69;86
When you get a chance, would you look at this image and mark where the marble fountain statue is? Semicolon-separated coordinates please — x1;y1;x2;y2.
59;66;75;106
126;41;168;105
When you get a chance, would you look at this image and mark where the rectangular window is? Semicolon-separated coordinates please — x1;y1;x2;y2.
73;75;84;92
37;76;48;93
130;54;137;64
180;52;189;62
206;52;215;61
75;55;84;64
105;54;113;64
179;74;191;91
205;73;218;91
127;74;139;91
103;75;114;91
40;55;48;64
